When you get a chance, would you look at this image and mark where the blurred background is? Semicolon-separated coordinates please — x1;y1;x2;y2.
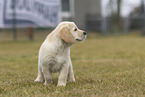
1;1;145;96
0;0;145;41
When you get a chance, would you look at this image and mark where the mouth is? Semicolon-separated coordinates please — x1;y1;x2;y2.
76;35;87;42
76;39;82;42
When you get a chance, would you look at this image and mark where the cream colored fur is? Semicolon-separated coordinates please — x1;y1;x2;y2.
34;21;86;86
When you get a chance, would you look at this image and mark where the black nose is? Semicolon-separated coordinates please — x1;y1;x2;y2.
83;32;86;35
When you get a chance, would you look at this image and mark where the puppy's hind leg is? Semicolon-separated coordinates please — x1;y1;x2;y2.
35;65;44;83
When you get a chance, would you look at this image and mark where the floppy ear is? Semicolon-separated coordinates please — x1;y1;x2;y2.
60;27;75;44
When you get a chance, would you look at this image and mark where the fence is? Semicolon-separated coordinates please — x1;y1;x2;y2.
84;0;145;35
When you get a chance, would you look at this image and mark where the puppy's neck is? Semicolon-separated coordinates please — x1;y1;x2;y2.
61;39;73;47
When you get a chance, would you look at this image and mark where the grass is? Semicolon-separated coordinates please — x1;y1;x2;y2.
0;32;145;97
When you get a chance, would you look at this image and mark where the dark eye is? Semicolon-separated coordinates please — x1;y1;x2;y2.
74;28;77;31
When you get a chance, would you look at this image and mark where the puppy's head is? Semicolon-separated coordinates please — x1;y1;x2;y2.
59;22;87;44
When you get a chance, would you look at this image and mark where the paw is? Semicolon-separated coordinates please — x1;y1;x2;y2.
68;78;75;82
57;83;66;86
44;82;48;86
44;80;53;85
34;78;43;83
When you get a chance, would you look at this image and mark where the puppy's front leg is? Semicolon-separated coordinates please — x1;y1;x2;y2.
57;63;69;86
42;66;52;85
68;58;75;82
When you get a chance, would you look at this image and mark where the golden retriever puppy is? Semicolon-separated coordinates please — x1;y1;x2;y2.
34;21;86;86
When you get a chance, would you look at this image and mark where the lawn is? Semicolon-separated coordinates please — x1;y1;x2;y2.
0;32;145;97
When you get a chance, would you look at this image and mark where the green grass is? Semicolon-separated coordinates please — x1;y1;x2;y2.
0;32;145;97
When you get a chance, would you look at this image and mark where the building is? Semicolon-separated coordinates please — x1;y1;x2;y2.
61;0;102;31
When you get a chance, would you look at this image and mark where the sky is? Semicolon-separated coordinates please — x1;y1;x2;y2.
102;0;141;17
